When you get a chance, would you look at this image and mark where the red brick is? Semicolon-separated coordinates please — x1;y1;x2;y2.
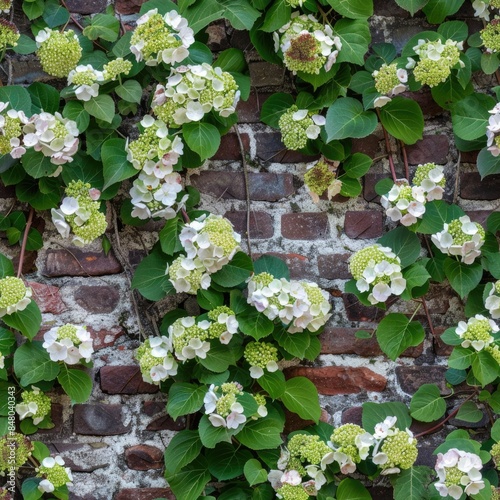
351;134;382;157
42;249;122;277
404;90;443;117
363;173;394;203
206;22;231;51
90;326;124;350
65;0;107;14
114;0;145;14
406;135;449;165
100;366;158;394
284;366;387;395
249;61;284;87
433;327;453;356
461;172;500;200
461;150;478;163
281;213;329;240
74;285;120;313
256;252;316;280
342;293;385;322
284;408;330;434
344;211;383;239
236;91;271;123
115;489;175;500
317;253;351;280
27;281;66;314
146;414;186;431
425;285;452;315
396;366;450;395
190;171;294;201
255;131;320;163
341;406;363;425
125;445;163;470
73;404;130;435
212;133;250;161
224;211;274;239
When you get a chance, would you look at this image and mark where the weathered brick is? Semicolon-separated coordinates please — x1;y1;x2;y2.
115;489;175;500
114;0;145;14
284;366;387;395
433;327;453;356
73;404;130;435
283;408;330;434
249;61;285;87
0;183;15;198
11;59;45;84
460;172;500;200
90;326;124;351
42;249;123;277
212;132;250;161
66;0;107;13
100;366;158;394
466;210;491;227
206;21;231;51
374;0;410;16
125;445;163;470
27;281;66;314
405;90;443;117
317;253;351;280
256;252;316;280
351;134;382;157
224;211;274;239
190;171;294;201
37;404;63;435
255;131;320;163
46;443;99;472
342;293;385;322
396;366;450;395
341;406;363;425
236;91;270;123
146;414;186;431
363;173;392;203
74;285;120;313
406;135;449;165
344;211;383;239
461;150;478;163
281;213;329;240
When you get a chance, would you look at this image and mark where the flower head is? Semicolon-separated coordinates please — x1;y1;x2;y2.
103;58;133;81
43;323;93;364
329;424;374;468
372;63;407;107
0;433;33;473
0;103;29;158
16;386;51;425
136;336;178;384
0;19;19;51
244;341;279;378
278;106;325;150
0;276;31;317
168;316;211;361
36;28;82;78
207;306;239;344
455;315;498;351
168;255;211;295
304;158;341;202
36;455;73;493
67;64;104;102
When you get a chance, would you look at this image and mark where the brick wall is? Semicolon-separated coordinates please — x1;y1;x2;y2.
3;0;494;498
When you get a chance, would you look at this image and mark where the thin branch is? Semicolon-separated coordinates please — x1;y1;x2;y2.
376;109;398;182
17;208;34;278
400;140;409;179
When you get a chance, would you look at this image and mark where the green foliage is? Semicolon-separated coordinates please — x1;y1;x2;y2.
378;97;424;145
376;313;425;360
409;384;446;422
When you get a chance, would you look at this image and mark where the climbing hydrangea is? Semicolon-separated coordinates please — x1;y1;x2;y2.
244;341;279;378
67;64;104;102
35;28;82;78
473;0;500;20
431;215;485;264
329;424;374;473
278;106;325;150
0;433;33;473
349;244;406;305
486;103;500;156
203;382;251;429
0;19;19;51
103;58;133;81
0;276;31;317
207;306;238;344
130;9;194;65
485;280;500;318
372;63;407;107
168;316;211;361
412;163;446;200
455;314;499;351
151;63;240;126
42;324;94;364
51;180;107;247
433;449;485;499
481;18;500;52
168;254;211;294
36;456;73;493
136;336;178;384
0;0;12;13
15;387;51;425
0;102;29;158
303;158;342;202
273;13;341;74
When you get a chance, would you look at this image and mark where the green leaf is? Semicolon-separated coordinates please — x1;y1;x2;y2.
198;413;235;448
362;401;412;433
101;138;137;191
42;0;70;27
13;34;37;55
326;0;373;18
273;326;311;358
115;80;143;104
477;147;500;179
167;382;206;420
28;82;60;114
23;0;44;20
258;370;286;399
84;94;116;124
491;419;500;441
392;466;433;500
400;264;430;300
338;175;362;198
378;225;421;267
481;52;500;75
167;456;211;500
244;459;268;486
431;75;474;111
0;328;15;353
410;384;446;422
343;153;372;178
260;93;295;128
333;19;371;66
422;0;465;24
21;149;59;178
182;122;220;160
25;228;43;251
236;417;284;450
379;97;424;145
131;248;171;301
140;0;177;15
281;377;321;423
200;342;240;373
197;288;224;311
253;255;290;280
438;20;468;43
375;178;394;196
63;101;90;133
394;0;429;15
0;254;14;278
21;478;43;500
448;346;474;370
336;478;371;500
207;443;252;480
325;97;377;142
159;217;184;256
455;401;483;423
14;341;60;387
3;301;41;340
164;430;203;476
211;252;253;287
219;0;260;30
451;93;495;141
444;258;483;299
261;0;291;32
57;366;92;404
83;13;120;42
237;305;274;340
472;350;500;386
416;200;465;234
214;48;246;73
376;313;425;360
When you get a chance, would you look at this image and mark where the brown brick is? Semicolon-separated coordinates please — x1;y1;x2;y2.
212;132;249;161
74;285;120;313
224;211;274;239
433;327;453;356
281;213;329;240
190;171;294;201
206;22;231;51
342;293;385;322
461;172;500;200
42;249;122;277
466;210;491;227
341;406;363;425
27;281;66;314
284;366;387;395
255;131;320;163
115;489;175;500
249;61;285;87
256;252;316;280
363;173;393;203
100;366;158;394
146;415;186;431
284;408;330;434
114;0;145;14
73;404;130;435
317;253;351;280
125;445;163;470
351;134;382;157
37;404;63;435
0;184;15;198
461;150;478;163
406;135;449;165
344;211;383;239
236;91;271;123
396;366;450;395
405;90;443;117
90;327;124;351
373;0;410;16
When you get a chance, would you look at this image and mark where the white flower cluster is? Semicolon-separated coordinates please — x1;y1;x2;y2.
455;314;499;351
487;103;500;156
485;280;500;318
246;272;331;333
151;63;240;126
136;335;178;384
278;106;325;150
0;102;29;158
372;63;408;108
434;448;485;499
67;64;104;102
42;324;94;364
273;12;342;74
349;244;406;305
472;0;500;21
0;276;32;317
381;164;445;226
130;9;194;66
431;215;485;264
37;455;73;494
15;386;51;425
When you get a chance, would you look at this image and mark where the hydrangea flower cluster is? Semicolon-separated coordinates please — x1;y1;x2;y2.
473;0;500;20
130;9;194;66
0;102;28;158
67;64;104;102
207;306;239;344
151;63;240;126
23;111;79;165
42;324;94;364
431;215;485;264
278;106;325;150
0;351;4;369
0;433;33;473
0;19;19;51
486;103;500;156
407;38;464;87
244;341;279;378
273;13;341;74
136;336;178;384
434;448;485;498
0;0;12;14
169;316;211;361
481;17;500;52
103;57;133;81
0;276;31;317
328;424;374;473
372;63;408;107
455;314;499;351
485;280;500;318
35;28;82;78
246;272;331;333
15;386;51;425
168;254;211;294
349;244;406;305
51;180;107;246
303;158;342;203
36;456;73;494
